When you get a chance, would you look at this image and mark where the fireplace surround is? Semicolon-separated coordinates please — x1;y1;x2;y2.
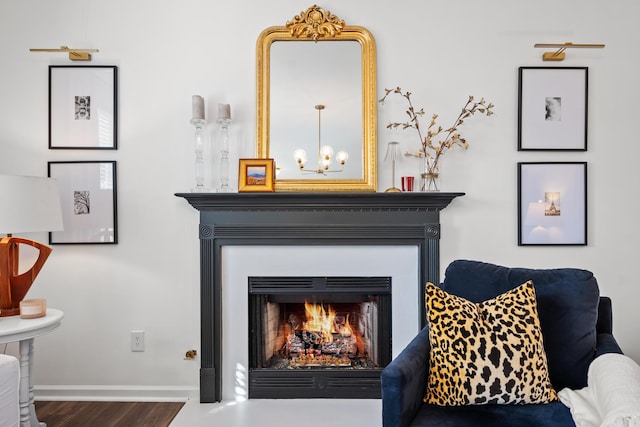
176;192;463;402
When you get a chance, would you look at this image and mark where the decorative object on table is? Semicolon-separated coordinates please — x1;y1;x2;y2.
238;158;275;192
518;162;587;246
190;94;208;192
294;104;349;176
48;161;118;244
383;141;401;192
518;67;588;151
533;42;605;62
30;45;99;61
401;176;414;192
0;175;63;317
49;65;117;149
216;103;233;192
19;299;47;319
379;87;494;192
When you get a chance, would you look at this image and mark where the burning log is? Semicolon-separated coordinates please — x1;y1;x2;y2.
281;302;363;367
286;329;358;366
290;353;352;367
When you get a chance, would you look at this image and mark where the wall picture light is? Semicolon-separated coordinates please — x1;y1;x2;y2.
29;45;99;61
534;42;605;61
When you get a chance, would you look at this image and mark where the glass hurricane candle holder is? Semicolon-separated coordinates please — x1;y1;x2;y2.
216;117;232;192
190;118;208;192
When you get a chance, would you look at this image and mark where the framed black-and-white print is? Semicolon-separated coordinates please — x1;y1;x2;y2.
49;66;118;149
48;161;118;244
518;67;588;151
518;162;586;246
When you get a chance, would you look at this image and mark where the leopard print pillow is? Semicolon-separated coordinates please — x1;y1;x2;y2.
424;280;557;405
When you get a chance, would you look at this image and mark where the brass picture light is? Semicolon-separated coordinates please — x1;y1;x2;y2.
29;45;99;61
534;42;605;61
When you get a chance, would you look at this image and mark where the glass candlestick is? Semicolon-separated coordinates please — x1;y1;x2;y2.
190;118;207;192
216;117;232;192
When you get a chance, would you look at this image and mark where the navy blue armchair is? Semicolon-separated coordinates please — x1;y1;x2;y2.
381;260;623;427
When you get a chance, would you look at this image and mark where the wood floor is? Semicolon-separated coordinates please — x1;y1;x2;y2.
35;401;185;427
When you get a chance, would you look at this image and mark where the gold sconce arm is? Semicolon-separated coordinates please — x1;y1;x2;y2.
534;42;605;61
29;45;99;61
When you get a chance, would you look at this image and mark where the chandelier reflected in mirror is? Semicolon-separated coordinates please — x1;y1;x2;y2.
294;104;348;175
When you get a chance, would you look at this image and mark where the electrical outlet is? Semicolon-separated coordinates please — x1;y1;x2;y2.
131;331;145;352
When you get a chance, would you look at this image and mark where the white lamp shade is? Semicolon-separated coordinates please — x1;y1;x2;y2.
0;175;64;234
384;141;401;161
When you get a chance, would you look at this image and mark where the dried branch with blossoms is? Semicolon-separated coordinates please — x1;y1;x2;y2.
378;87;494;174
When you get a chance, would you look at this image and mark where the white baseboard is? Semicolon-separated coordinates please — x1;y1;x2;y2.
34;385;198;402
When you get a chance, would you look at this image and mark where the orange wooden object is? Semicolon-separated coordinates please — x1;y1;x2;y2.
0;236;52;317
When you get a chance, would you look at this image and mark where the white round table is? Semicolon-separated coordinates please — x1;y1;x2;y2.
0;309;64;427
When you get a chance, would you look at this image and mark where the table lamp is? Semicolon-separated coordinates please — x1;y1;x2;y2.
384;141;402;192
0;175;63;317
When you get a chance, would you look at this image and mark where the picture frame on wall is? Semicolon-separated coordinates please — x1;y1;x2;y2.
49;65;118;149
518;162;587;246
238;158;275;192
48;161;118;244
518;67;588;151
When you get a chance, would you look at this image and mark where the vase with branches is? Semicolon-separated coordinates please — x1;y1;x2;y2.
379;87;494;191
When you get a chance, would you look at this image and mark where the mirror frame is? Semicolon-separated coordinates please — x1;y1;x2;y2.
256;5;377;192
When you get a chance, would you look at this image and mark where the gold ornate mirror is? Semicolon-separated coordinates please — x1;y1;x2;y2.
256;5;377;192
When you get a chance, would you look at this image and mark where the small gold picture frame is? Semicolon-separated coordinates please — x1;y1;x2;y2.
238;158;275;192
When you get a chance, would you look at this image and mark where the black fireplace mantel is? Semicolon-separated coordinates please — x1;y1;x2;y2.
175;192;464;402
176;192;463;211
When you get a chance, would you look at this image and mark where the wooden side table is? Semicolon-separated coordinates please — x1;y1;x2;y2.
0;309;64;427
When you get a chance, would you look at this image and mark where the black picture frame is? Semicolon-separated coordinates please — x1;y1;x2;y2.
518;162;587;246
518;67;588;151
48;161;118;244
49;65;118;149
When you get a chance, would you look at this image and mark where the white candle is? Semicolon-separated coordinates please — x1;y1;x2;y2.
218;103;231;120
20;298;46;318
192;95;205;120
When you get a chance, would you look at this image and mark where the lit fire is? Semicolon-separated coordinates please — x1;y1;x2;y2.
284;301;357;367
303;301;353;342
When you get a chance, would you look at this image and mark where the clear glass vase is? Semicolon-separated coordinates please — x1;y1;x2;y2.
419;157;440;192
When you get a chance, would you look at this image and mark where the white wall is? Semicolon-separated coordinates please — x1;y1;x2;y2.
1;0;638;399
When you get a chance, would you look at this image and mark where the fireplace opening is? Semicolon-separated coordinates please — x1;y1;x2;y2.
248;276;392;398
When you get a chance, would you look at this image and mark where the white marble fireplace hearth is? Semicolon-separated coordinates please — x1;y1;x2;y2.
170;398;382;426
